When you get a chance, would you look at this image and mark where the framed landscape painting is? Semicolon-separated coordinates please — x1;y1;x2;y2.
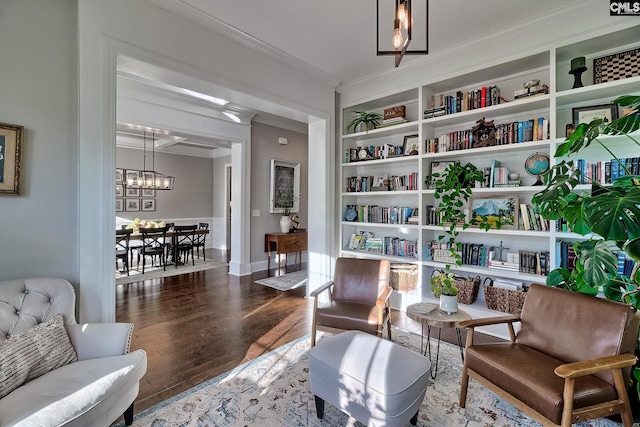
468;195;519;229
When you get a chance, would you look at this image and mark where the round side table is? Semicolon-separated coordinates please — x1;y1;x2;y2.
406;302;471;379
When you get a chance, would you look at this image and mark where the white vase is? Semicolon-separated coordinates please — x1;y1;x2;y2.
280;216;292;233
440;295;458;314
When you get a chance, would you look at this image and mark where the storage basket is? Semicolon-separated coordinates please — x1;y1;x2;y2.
431;270;481;305
390;263;418;291
483;282;528;316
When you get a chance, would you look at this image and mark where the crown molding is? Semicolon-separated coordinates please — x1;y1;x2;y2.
148;0;341;89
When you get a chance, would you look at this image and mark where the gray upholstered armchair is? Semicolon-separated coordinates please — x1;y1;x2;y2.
310;257;392;347
0;277;147;426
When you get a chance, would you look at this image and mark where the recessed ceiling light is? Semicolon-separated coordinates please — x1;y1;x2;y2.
223;112;241;123
182;89;228;106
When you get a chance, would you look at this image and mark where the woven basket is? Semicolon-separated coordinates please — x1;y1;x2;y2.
455;275;481;305
390;263;418;291
483;283;527;316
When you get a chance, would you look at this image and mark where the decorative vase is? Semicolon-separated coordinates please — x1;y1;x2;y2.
280;216;292;233
440;295;458;314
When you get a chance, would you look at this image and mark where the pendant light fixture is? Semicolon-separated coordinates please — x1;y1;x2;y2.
377;0;429;67
125;131;175;190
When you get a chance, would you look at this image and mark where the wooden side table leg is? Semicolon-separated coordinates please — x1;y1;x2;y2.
267;251;272;277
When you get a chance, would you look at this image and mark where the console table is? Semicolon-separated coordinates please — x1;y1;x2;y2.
264;231;307;276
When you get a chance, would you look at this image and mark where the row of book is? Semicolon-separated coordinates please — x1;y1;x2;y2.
343;144;404;163
424;86;501;118
347;231;418;258
572;157;640;185
514;84;549;99
344;205;418;224
617;251;637;278
519;203;550;231
345;173;419;192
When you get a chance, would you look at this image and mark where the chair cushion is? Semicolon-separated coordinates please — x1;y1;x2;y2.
466;342;617;424
315;300;381;334
0;314;77;399
0;349;146;427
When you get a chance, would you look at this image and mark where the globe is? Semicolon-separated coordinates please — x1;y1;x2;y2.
525;153;550;186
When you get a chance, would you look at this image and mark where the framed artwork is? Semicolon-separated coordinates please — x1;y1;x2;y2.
115;168;124;183
141;199;156;212
429;161;454;188
125;187;140;197
468;195;519;230
403;134;420;155
125;169;140;186
115;184;124;197
269;159;300;214
115;198;123;212
142;188;155;198
572;104;618;127
125;198;140;212
0;122;24;195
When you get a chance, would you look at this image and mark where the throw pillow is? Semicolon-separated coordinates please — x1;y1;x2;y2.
0;313;78;399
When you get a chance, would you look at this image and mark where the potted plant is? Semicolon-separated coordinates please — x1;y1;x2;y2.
276;189;296;233
345;111;383;134
430;270;459;314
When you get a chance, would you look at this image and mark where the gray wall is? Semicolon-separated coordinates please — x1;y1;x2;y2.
0;0;78;282
251;122;308;264
213;154;231;219
116;147;214;220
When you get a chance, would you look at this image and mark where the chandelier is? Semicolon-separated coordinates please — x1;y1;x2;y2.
376;0;429;67
125;132;175;190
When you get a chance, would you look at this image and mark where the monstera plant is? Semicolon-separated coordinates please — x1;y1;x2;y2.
532;95;640;308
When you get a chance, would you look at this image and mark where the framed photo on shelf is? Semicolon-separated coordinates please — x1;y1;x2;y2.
115;198;123;212
468;195;519;230
141;199;156;212
115;168;124;183
115;184;123;197
0;122;24;195
429;161;454;188
572;104;618;127
402;134;420;156
142;188;155;198
125;198;140;212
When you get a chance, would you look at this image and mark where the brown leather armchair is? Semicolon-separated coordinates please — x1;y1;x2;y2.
310;257;392;347
459;283;640;427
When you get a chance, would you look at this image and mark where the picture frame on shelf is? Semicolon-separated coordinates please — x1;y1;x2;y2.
269;159;300;214
142;188;155;198
468;195;519;230
572;104;618;127
0;122;24;195
429;161;454;188
115;198;123;212
125;198;140;212
402;134;420;156
593;47;640;84
141;199;156;212
115;184;123;197
115;168;124;183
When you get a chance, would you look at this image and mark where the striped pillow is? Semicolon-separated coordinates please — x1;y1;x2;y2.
0;313;78;399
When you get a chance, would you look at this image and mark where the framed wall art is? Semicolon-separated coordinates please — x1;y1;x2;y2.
572;104;618;127
402;134;420;155
115;184;124;197
125;187;140;197
468;195;519;230
125;198;140;212
142;188;155;198
115;168;124;183
141;199;156;212
115;198;123;212
269;159;300;214
0;122;24;195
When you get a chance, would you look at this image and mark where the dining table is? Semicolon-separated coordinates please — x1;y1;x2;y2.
123;228;210;267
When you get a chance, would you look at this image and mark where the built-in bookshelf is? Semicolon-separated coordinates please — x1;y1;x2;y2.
339;25;640;339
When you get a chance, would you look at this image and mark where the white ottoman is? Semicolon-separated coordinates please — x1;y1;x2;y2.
309;330;431;427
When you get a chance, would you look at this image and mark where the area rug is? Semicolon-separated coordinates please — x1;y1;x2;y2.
116;258;227;285
114;328;623;427
254;270;308;291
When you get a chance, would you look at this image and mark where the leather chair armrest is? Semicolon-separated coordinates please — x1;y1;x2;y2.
310;280;334;298
376;286;392;306
66;323;134;361
554;353;638;379
458;315;520;329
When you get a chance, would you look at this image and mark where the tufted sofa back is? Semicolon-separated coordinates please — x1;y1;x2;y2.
0;277;76;341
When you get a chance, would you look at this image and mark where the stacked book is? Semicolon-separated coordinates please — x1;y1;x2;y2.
514;84;549;100
378;116;408;128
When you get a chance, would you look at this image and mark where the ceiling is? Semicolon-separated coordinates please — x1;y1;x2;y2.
118;0;586;155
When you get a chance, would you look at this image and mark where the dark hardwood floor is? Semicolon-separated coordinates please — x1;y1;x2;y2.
115;249;502;419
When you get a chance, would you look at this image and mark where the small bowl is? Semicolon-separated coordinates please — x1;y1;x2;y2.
508;173;519;180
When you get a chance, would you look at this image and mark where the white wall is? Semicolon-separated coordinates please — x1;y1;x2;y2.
0;0;78;283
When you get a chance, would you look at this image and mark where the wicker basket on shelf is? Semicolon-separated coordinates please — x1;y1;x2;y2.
390;263;418;291
455;275;482;305
483;282;528;316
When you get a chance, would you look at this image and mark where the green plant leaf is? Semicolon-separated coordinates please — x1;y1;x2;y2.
532;161;580;220
584;185;640;242
575;240;618;287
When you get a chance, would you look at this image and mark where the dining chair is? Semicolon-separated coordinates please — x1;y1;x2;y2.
115;228;133;276
173;225;197;267
139;226;170;273
194;222;209;260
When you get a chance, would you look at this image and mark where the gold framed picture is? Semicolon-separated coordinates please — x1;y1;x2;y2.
0;122;24;195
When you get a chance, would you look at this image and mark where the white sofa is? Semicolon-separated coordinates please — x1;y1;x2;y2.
0;277;147;426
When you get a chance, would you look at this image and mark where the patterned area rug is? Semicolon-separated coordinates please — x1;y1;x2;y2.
116;258;228;285
115;328;623;427
254;270;308;291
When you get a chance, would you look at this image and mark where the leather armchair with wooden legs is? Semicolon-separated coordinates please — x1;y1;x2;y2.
310;257;392;347
459;283;640;427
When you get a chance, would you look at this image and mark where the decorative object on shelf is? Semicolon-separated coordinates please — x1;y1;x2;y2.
565;123;575;137
483;281;527;316
270;159;300;214
390;263;418;291
357;146;374;161
0;122;23;195
514;80;548;99
468;195;519;230
343;207;357;222
471;117;496;148
345;111;382;134
384;105;405;120
402;134;420;155
376;0;429;67
280;215;292;234
124;132;175;190
594;46;640;84
430;270;458;314
289;214;300;231
525;152;550;186
572;103;618;127
569;56;587;88
532;95;640;305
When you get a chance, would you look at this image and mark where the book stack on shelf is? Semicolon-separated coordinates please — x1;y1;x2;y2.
519;250;550;275
556;241;577;270
514;83;549;100
572;156;640;184
425;86;501;118
519;203;550;231
350;231;417;259
489;252;520;272
617;251;638;278
344;204;418;224
344;144;405;163
345;173;418;192
378;105;408;128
